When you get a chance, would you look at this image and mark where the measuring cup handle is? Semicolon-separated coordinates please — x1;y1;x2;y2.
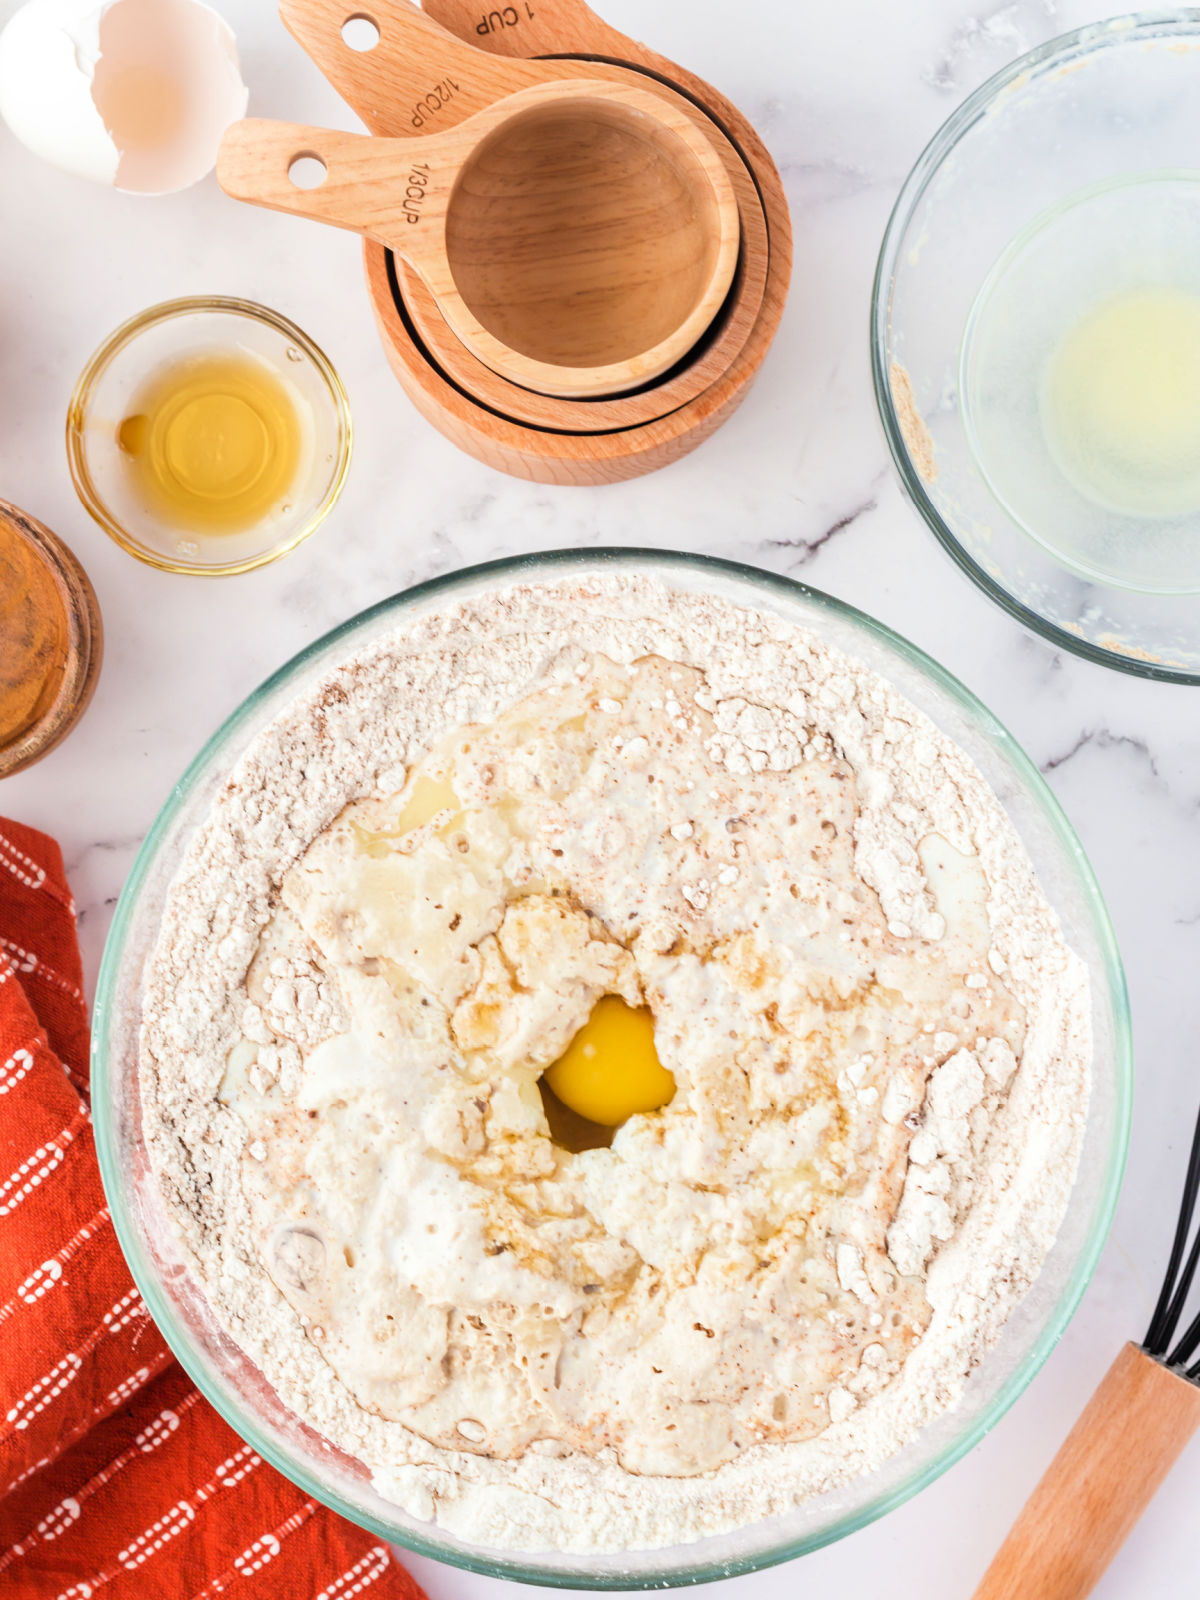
278;0;541;134
421;0;637;59
216;119;453;269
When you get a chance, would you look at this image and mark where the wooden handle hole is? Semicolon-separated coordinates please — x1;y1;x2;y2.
289;154;329;189
341;14;380;51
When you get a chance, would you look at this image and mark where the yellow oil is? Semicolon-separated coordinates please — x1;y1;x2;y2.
117;351;303;534
350;775;463;857
393;774;461;834
1043;286;1200;518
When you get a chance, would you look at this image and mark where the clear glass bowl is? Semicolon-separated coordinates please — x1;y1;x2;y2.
66;297;352;577
872;10;1200;683
92;551;1131;1587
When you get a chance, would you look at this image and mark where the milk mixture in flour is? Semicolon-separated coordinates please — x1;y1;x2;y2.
140;574;1091;1553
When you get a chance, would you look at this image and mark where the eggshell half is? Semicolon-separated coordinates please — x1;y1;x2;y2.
0;0;117;185
0;0;249;193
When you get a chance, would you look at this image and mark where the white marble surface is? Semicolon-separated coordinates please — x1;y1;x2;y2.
3;0;1200;1594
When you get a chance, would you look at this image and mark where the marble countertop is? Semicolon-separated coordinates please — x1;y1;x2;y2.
4;0;1199;1594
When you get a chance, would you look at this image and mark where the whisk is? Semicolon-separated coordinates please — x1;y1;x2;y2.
973;1098;1200;1598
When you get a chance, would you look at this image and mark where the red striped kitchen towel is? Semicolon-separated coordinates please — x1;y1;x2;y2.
0;817;426;1600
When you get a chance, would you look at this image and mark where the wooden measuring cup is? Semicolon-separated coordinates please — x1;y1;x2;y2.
422;0;643;58
297;0;792;482
219;80;739;399
399;150;767;430
279;0;768;430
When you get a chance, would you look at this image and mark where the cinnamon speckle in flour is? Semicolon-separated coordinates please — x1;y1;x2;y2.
140;574;1089;1554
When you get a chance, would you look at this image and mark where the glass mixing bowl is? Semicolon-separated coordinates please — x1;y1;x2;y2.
92;550;1131;1587
873;10;1200;683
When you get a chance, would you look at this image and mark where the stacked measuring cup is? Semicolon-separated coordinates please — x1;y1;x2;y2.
218;0;792;484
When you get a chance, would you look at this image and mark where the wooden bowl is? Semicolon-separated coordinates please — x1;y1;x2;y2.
219;79;743;400
363;15;790;481
0;501;103;778
280;0;791;481
394;132;769;432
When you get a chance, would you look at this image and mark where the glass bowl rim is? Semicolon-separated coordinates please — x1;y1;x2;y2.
65;294;354;578
92;547;1133;1587
870;6;1200;685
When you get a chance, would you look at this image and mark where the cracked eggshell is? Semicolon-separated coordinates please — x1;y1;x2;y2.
0;0;249;194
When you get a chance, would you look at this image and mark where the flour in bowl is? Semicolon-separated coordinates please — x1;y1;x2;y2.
139;573;1090;1553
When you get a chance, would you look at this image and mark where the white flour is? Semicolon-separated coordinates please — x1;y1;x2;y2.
139;573;1091;1554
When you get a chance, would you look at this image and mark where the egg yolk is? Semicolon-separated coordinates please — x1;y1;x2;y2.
544;997;675;1127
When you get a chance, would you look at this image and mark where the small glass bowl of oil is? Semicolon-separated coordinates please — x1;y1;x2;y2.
67;297;352;576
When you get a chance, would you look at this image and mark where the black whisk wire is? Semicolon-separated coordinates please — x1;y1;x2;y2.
1151;1176;1200;1360
1143;1094;1200;1368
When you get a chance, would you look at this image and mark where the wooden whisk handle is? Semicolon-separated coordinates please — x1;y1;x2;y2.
972;1343;1200;1600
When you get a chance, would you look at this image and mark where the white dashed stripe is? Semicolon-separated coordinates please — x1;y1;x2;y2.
0;831;47;892
0;1204;111;1327
316;1545;392;1599
0;1047;34;1095
0;1387;206;1583
5;1352;83;1431
234;1532;282;1576
103;1288;145;1335
1;939;38;975
105;1365;153;1410
135;1407;180;1454
2;1450;51;1496
12;1256;62;1307
35;1495;81;1542
0;1123;78;1217
188;1442;264;1509
0;937;84;1003
191;1499;312;1600
112;1449;268;1589
0;1288;156;1449
213;1443;260;1487
0;1349;171;1530
116;1500;195;1568
6;1404;260;1593
37;1294;155;1417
